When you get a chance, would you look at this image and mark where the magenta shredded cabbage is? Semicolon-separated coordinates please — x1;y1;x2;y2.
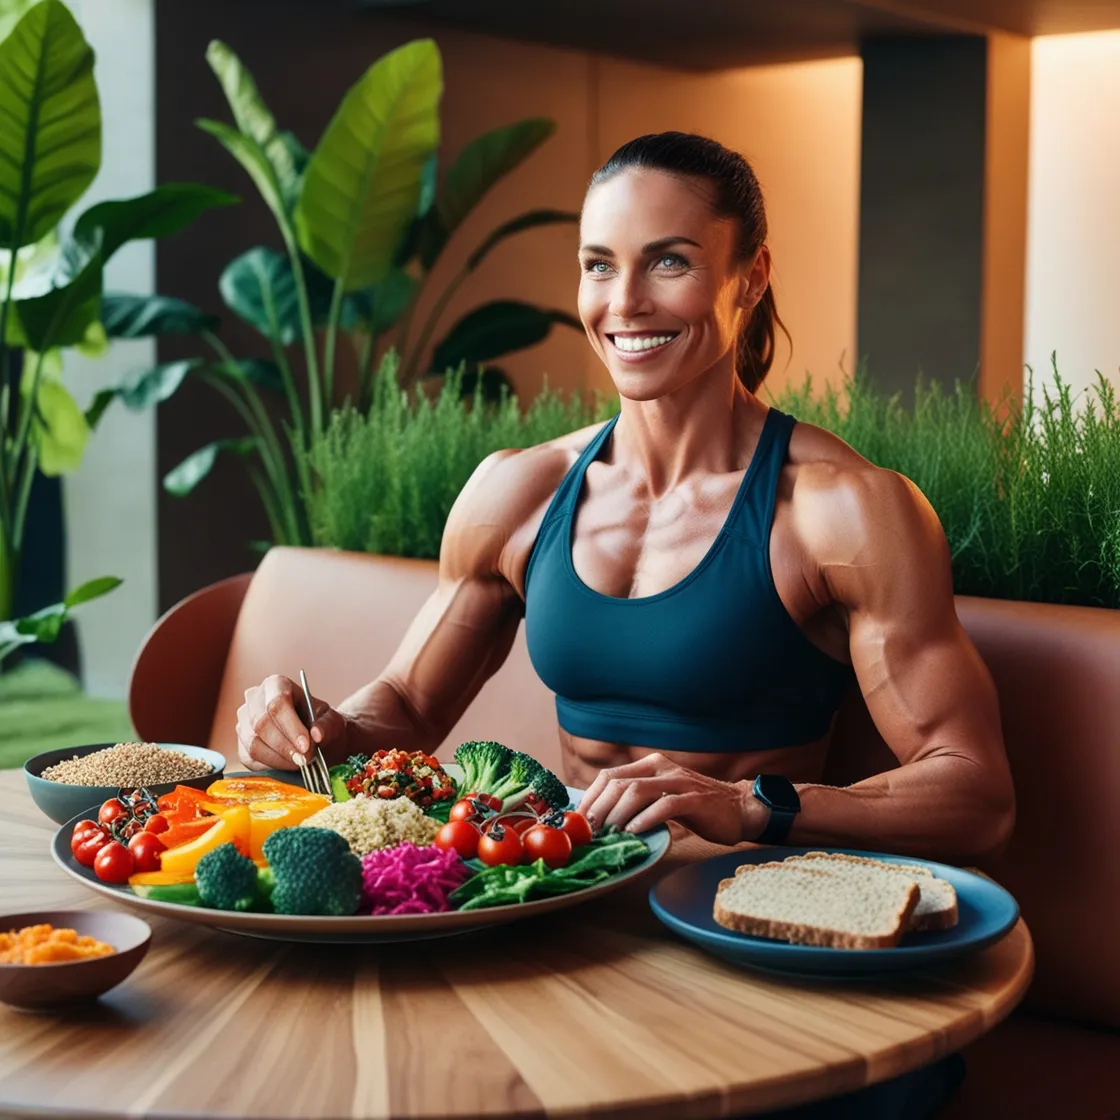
360;842;472;915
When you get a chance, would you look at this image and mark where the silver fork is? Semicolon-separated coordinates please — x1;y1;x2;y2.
295;668;334;801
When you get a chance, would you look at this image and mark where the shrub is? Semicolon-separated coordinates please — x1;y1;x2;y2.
303;352;1120;609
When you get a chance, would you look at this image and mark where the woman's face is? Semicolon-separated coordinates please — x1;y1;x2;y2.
578;168;762;401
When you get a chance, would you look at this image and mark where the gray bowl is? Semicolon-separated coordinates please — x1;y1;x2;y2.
0;909;151;1010
24;742;227;825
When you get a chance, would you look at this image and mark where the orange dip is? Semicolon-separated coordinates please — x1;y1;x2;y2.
0;924;115;964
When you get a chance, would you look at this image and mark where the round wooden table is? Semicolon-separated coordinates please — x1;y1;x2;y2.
0;770;1033;1119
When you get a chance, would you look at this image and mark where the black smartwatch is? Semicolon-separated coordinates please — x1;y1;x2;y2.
752;775;801;845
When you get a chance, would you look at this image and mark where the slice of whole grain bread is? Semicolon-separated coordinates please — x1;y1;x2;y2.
787;851;959;932
712;860;920;949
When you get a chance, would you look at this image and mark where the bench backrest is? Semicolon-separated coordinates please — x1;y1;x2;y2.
195;546;1119;1029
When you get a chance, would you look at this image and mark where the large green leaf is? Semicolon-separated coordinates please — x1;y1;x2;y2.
204;40;305;212
163;436;257;498
0;0;39;45
20;347;89;475
438;118;554;236
73;183;237;261
0;0;99;249
10;228;102;350
118;359;202;409
197;119;287;230
220;246;301;346
295;38;442;291
10;186;235;351
430;300;581;374
102;292;218;338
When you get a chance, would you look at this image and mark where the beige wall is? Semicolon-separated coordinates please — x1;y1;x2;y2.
1024;31;1120;399
410;31;863;401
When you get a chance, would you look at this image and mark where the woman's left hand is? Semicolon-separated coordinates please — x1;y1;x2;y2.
577;753;764;845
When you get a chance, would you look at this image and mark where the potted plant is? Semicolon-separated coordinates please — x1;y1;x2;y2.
110;37;581;550
0;0;234;628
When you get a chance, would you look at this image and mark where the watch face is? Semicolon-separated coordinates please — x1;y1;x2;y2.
754;774;801;813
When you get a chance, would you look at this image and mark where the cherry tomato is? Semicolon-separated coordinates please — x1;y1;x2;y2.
93;840;133;883
127;830;165;873
448;799;482;823
464;791;503;811
98;798;128;826
143;813;170;835
523;824;572;869
75;828;111;868
434;820;480;860
477;824;524;867
559;811;593;847
70;820;103;859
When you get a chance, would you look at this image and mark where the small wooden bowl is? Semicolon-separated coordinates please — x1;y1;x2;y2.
0;910;151;1011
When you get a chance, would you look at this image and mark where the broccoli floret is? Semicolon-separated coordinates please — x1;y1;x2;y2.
490;750;544;802
453;739;511;795
195;842;270;913
260;827;362;916
524;767;570;812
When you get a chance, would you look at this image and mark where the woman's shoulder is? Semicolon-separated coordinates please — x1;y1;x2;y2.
441;420;612;578
783;416;940;560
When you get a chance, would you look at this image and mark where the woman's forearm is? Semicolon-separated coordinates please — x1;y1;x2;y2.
332;678;443;763
772;755;1015;865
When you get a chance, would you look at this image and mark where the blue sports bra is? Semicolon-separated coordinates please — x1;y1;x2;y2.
523;407;854;753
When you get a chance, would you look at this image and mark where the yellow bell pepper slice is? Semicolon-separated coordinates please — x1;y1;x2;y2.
247;796;329;861
128;868;196;888
160;806;251;874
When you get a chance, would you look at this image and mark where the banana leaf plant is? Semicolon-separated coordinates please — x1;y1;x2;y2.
0;0;235;626
115;37;579;547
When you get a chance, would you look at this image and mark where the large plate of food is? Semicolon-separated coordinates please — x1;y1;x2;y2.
649;847;1019;976
51;741;669;943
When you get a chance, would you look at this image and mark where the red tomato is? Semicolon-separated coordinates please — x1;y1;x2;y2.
464;791;503;811
75;829;111;868
434;820;480;860
143;813;170;835
448;799;481;823
70;821;103;859
127;830;165;873
93;840;133;883
98;799;128;826
477;824;524;867
559;811;593;847
523;824;573;869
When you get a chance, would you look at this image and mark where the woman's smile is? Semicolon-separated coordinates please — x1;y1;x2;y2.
607;330;681;362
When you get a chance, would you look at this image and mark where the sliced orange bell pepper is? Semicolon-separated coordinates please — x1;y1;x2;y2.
247;797;329;861
160;806;251;874
157;784;215;817
204;776;313;806
160;815;220;850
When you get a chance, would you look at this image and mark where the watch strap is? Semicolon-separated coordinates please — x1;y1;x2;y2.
756;806;797;845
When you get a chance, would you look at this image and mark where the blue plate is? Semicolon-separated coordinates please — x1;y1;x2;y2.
649;846;1019;976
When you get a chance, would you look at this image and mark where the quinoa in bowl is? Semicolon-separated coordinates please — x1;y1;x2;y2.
24;742;227;825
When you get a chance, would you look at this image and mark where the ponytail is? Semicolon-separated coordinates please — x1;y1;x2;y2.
735;284;788;393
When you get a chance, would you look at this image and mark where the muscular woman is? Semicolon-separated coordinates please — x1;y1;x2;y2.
236;132;1015;867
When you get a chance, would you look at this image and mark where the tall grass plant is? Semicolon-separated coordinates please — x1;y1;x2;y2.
304;353;1120;609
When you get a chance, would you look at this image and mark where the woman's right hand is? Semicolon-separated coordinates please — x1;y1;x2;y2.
236;674;348;771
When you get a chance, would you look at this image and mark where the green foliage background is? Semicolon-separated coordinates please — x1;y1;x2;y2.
302;353;1120;609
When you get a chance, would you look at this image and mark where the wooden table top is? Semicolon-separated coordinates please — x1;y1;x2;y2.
0;769;1034;1119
